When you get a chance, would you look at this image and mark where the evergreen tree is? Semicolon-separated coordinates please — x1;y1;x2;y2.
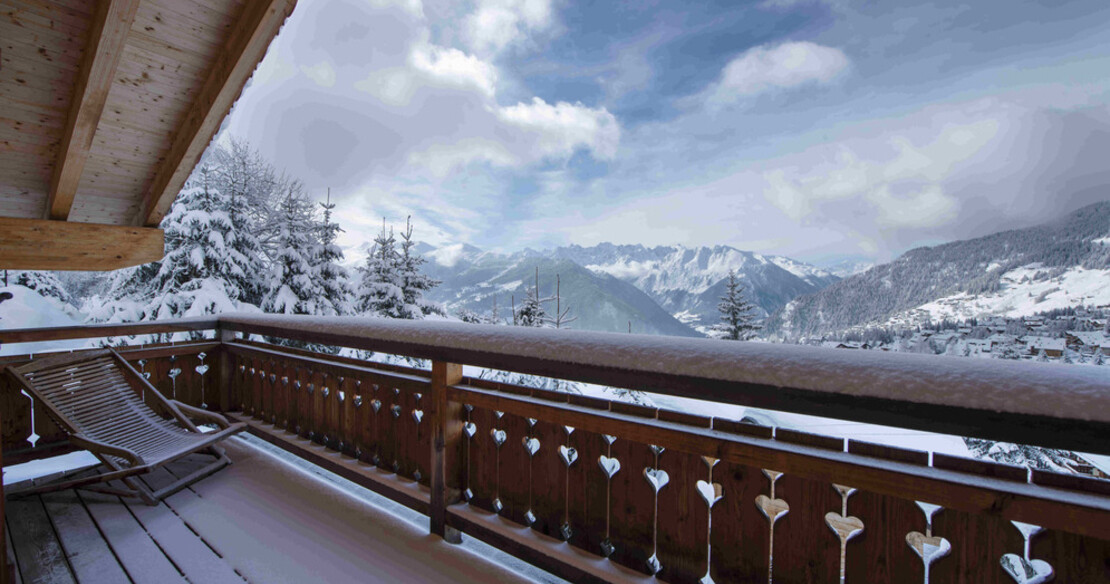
396;216;441;318
261;194;320;317
10;271;71;304
357;220;406;318
714;270;761;340
515;267;550;327
313;192;354;316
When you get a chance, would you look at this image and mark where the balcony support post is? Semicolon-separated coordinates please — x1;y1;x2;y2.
216;328;236;412
430;360;464;543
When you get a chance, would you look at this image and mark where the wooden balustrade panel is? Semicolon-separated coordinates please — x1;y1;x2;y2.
397;387;428;483
1032;528;1110;583
309;369;328;444
844;490;925;583
607;437;657;575
338;377;359;457
773;472;842;583
0;376;32;453
249;358;263;417
656;447;710;584
291;365;311;437
565;427;609;557
324;374;342;450
497;411;534;527
528;418;565;539
258;360;275;423
272;365;289;431
32;396;67;448
931;506;1023;584
710;460;771;583
379;386;404;472
465;405;499;512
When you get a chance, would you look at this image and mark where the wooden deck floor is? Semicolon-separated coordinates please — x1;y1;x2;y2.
4;438;537;584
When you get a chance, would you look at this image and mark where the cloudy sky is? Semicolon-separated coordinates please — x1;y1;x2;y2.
221;0;1110;265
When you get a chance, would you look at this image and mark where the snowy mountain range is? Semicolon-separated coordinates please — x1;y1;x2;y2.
765;201;1110;338
415;242;840;335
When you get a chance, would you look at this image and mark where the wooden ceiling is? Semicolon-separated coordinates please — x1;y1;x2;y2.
0;0;297;270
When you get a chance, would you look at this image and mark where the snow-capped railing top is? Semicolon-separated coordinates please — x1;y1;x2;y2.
3;313;1109;455
215;313;1110;456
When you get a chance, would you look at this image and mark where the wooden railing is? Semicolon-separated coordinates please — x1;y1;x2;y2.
2;315;1109;583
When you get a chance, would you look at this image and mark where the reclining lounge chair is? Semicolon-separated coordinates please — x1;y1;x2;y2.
5;348;245;505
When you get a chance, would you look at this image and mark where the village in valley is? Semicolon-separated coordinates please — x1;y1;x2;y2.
810;307;1110;366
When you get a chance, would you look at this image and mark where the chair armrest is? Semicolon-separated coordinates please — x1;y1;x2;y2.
171;401;232;430
70;433;145;467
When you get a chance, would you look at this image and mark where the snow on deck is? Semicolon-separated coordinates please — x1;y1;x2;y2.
6;438;541;584
221;313;1110;425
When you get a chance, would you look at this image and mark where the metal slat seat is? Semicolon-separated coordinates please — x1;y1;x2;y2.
6;349;246;504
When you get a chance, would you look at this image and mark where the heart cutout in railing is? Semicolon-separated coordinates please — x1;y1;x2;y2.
463;422;477;438
1000;554;1053;584
522;437;540;457
354;396;364;408
602;434;617;445
491;429;507;447
598;455;621;478
824;511;864;542
370;399;381;413
143;372;151;380
755;494;789;524
558;445;578;467
195;364;209;376
564;426;575;436
412;410;424;424
391;404;402;418
197;352;206;361
527;418;537;427
168;368;182;379
650;444;665;456
643;467;669;492
696;480;723;508
906;531;951;566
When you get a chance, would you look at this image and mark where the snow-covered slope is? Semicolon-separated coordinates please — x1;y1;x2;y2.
0;285;87;355
766;200;1110;337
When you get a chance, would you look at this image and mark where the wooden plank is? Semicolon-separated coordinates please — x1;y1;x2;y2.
466;405;499;512
773;472;841;583
710;461;770;582
0;217;163;270
429;361;463;540
607;437;656;575
1032;528;1110;583
528;417;564;539
47;0;142;220
844;490;924;583
78;490;186;583
40;491;129;583
931;506;1023;584
5;496;75;583
5;513;22;584
121;475;242;584
655;448;709;584
135;0;297;226
565;427;609;557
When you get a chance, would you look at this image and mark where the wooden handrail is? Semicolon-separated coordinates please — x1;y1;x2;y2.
216;314;1110;456
0;318;218;344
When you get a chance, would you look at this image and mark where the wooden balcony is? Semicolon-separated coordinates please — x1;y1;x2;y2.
2;315;1109;583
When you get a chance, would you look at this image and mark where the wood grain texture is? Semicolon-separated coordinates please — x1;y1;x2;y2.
0;217;163;270
47;0;142;220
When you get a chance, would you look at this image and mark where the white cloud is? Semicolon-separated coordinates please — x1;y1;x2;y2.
353;67;418;106
703;41;850;107
300;61;337;87
428;243;469;267
465;0;555;55
497;97;620;160
410;44;499;97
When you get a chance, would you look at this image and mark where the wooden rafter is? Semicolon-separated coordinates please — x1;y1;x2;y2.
46;0;143;221
133;0;297;227
0;218;163;271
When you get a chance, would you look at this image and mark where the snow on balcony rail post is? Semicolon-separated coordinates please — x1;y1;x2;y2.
215;326;236;412
430;360;464;543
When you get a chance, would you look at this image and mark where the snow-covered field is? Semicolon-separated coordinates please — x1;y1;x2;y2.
882;265;1110;328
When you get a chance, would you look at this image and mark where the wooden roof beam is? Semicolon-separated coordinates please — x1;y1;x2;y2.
0;218;163;271
134;0;298;227
45;0;142;221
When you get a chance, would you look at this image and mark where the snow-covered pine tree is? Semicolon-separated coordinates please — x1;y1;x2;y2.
515;267;550;327
714;269;761;341
10;271;71;305
357;220;406;318
396;216;441;318
313;191;354;317
261;194;320;318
